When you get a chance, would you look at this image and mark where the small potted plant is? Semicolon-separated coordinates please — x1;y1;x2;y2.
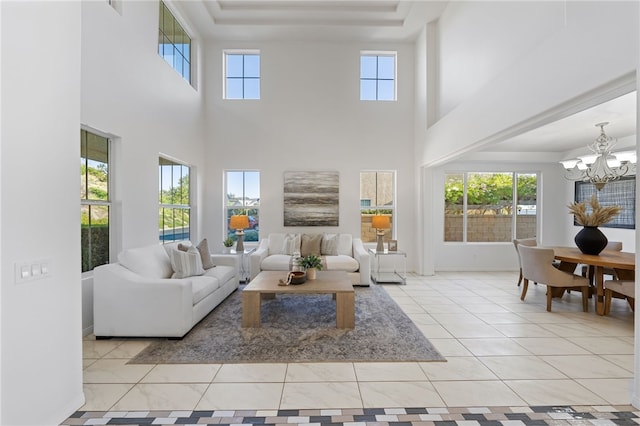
299;254;323;280
223;237;234;253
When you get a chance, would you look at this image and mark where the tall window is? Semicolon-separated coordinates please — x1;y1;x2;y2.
444;172;537;242
360;51;396;101
158;1;191;83
81;129;110;272
225;171;260;242
224;51;260;100
159;157;191;243
360;171;395;243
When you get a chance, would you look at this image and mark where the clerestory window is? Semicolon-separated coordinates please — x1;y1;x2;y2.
158;1;191;83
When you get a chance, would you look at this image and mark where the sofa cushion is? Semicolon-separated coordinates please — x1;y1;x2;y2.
261;254;293;271
301;233;322;256
170;246;205;278
321;233;338;255
190;276;220;305
118;244;173;279
203;264;236;285
325;255;359;272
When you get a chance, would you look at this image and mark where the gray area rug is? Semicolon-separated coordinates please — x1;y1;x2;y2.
130;284;446;364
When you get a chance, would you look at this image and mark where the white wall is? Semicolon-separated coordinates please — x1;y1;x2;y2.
1;2;84;424
202;41;418;269
80;1;206;334
81;0;206;250
437;1;565;119
419;1;638;272
420;1;638;166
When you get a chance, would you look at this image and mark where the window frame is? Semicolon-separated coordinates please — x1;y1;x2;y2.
574;177;636;229
360;50;397;101
223;49;261;100
158;1;192;84
159;156;192;243
443;171;539;243
224;170;261;244
81;128;112;273
360;170;396;243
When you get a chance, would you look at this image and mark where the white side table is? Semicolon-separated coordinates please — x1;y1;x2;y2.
368;248;407;285
218;248;256;283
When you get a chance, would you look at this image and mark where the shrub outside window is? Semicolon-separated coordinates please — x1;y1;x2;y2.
159;157;191;243
158;1;191;83
444;172;537;242
224;51;260;100
360;171;395;243
360;51;396;101
81;129;110;272
225;170;260;243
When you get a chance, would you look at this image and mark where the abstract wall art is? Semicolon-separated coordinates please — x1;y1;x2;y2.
283;171;339;226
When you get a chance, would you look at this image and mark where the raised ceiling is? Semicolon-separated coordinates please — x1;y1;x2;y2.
175;0;448;42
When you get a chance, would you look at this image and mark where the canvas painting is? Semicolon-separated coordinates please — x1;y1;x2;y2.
284;171;339;226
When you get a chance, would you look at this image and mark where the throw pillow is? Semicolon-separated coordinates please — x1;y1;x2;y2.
301;233;322;257
282;233;301;255
177;242;190;252
196;238;216;269
170;246;205;278
321;233;339;256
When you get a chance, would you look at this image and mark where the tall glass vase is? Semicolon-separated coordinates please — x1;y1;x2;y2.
574;226;608;255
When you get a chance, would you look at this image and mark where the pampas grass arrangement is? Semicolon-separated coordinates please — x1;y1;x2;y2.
568;194;621;227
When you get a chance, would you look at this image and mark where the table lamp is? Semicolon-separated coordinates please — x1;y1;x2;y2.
229;215;249;252
371;215;391;252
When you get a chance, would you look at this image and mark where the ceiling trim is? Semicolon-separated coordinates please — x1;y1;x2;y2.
424;72;637;168
217;1;400;13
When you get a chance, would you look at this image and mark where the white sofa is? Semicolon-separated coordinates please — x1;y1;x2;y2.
93;240;239;338
250;233;371;285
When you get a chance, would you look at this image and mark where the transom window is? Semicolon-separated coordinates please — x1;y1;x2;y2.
159;157;191;243
81;129;111;272
360;171;396;243
444;172;537;242
225;171;260;243
158;1;191;83
224;51;260;100
360;51;396;101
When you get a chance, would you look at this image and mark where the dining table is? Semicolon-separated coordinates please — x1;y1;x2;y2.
552;247;635;315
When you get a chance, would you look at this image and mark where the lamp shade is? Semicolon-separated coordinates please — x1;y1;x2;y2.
371;215;391;229
230;215;249;230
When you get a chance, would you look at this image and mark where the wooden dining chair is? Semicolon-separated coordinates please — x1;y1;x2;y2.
513;238;537;287
518;245;590;312
604;280;635;315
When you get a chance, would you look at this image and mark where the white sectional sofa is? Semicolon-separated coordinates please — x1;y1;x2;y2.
249;233;371;285
93;240;239;338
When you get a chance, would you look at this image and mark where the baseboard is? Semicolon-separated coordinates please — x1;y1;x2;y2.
82;324;94;337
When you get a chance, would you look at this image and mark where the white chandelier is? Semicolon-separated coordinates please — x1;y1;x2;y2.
560;122;636;190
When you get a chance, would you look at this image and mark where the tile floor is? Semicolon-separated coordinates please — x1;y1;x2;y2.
67;271;637;425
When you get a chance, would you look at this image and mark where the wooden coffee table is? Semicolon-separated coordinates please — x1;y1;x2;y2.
241;271;355;329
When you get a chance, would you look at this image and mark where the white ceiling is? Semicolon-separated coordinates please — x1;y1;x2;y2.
174;0;637;157
481;91;637;155
175;0;448;42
